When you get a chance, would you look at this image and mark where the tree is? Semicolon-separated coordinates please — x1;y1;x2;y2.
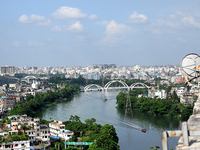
85;118;96;125
89;124;119;150
69;115;81;122
181;105;194;121
172;91;179;103
150;146;160;150
26;94;34;101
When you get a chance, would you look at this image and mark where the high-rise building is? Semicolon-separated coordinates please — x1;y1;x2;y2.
1;65;15;74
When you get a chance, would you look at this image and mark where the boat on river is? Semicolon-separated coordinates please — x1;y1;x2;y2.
103;98;107;102
141;128;146;132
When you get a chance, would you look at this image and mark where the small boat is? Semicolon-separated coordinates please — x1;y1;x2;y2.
141;128;146;132
103;99;107;102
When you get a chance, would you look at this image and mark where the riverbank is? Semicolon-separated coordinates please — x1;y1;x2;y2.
116;90;193;121
36;91;180;150
8;84;80;117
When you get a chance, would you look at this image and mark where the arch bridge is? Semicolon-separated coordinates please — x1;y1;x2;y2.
130;83;150;90
84;80;150;92
84;84;104;92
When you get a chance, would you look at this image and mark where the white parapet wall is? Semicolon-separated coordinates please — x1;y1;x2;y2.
176;92;200;150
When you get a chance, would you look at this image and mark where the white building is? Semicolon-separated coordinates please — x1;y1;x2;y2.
177;87;187;97
155;90;167;99
0;140;30;150
58;130;74;141
49;120;65;137
49;120;73;140
31;81;38;89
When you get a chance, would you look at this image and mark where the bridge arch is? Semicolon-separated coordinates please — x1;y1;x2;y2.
130;83;150;90
104;80;129;91
84;84;104;92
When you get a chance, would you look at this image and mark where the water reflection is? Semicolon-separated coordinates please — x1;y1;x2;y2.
117;108;181;131
36;91;180;150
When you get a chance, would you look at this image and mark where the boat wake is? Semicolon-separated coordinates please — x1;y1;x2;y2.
121;121;141;130
121;121;146;132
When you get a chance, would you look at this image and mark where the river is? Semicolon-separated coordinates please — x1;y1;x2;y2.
36;91;181;150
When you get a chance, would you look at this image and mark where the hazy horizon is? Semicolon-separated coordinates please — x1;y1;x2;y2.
1;1;200;67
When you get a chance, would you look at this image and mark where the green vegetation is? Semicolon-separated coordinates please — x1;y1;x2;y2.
150;146;160;150
6;79;119;149
117;89;193;121
48;115;119;150
14;73;48;79
8;83;80;117
49;75;111;86
150;146;174;150
0;131;29;143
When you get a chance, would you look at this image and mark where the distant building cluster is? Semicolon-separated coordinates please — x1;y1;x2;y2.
0;64;199;149
0;64;184;81
0;64;199;115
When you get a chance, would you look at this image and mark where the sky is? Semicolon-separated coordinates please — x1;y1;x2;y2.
1;0;200;67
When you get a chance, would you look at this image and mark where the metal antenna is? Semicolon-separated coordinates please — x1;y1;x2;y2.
85;76;88;86
125;88;133;116
102;72;104;89
102;72;106;100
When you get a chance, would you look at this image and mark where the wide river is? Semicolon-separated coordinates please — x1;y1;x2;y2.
36;91;181;150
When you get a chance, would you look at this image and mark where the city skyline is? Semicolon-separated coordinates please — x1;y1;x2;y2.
1;0;200;67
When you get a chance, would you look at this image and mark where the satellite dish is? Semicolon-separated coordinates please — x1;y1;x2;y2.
181;53;200;78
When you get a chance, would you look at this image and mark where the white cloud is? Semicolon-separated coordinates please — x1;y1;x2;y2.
148;11;200;35
18;14;51;26
146;28;162;35
105;20;130;36
95;21;109;26
177;37;186;43
176;11;184;16
27;40;44;46
154;19;179;28
182;16;200;28
51;25;62;32
153;11;200;29
129;11;148;24
52;6;87;19
67;21;84;32
102;20;131;44
77;36;86;41
168;14;176;19
12;41;21;47
88;14;98;20
44;38;53;42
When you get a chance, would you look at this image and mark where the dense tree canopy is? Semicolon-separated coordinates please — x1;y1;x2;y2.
8;83;80;117
61;116;119;150
117;89;193;121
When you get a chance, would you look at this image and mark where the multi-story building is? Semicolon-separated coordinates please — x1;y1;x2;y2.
0;140;30;150
148;89;167;99
180;93;195;105
154;89;167;99
49;120;74;141
49;120;65;137
8;115;51;146
1;65;15;75
0;130;30;150
23;118;50;145
177;87;187;97
0;95;16;110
